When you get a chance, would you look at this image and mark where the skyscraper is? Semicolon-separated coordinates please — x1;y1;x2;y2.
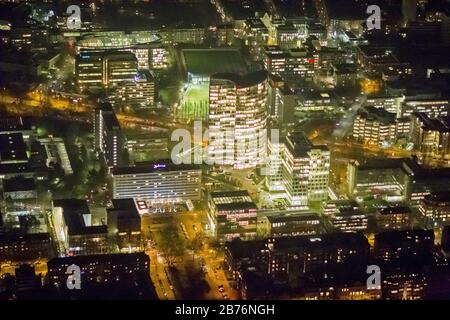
208;70;269;169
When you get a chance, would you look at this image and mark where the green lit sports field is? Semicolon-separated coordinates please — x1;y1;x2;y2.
182;48;248;75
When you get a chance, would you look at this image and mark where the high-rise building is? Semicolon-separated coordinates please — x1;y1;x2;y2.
208;190;257;242
208;70;268;169
111;160;201;203
266;131;330;208
94;103;124;168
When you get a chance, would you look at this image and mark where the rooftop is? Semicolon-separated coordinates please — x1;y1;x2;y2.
112;160;200;175
53;199;107;236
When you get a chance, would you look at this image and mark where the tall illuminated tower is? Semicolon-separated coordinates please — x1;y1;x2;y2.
208;70;269;169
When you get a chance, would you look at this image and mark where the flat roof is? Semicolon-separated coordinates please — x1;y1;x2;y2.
211;70;268;88
3;176;35;192
0;117;32;133
53;199;107;236
112;160;200;175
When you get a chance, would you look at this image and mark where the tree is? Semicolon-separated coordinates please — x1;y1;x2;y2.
158;221;185;266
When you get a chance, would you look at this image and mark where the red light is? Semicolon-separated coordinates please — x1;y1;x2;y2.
308;59;316;64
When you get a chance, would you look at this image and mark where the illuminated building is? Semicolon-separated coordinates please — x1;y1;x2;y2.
330;209;369;233
208;190;257;242
352;106;410;145
374;229;434;263
0;233;51;262
76;50;138;90
264;46;317;81
76;31;167;69
52;199;109;256
332;63;357;88
347;159;409;202
275;23;305;49
94;103;124;168
377;206;412;231
383;271;427;300
225;232;370;299
365;94;403;116
111;161;201;203
266;131;330;207
107;199;141;253
321;199;360;216
47;252;150;286
419;192;450;228
208;70;268;169
260;211;323;237
296;90;334;113
274;85;296;123
410;113;450;162
400;96;450;118
159;28;206;45
112;70;155;108
356;46;411;74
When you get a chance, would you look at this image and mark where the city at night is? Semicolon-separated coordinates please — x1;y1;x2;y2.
0;0;450;315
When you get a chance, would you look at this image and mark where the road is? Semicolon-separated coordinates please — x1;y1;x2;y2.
141;210;238;300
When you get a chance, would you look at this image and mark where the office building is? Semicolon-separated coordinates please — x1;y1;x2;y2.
94;103;125;168
266;131;330;207
76;50;138;90
111;161;201;202
208;71;268;169
208;190;257;242
264;46;317;82
353;106;410;145
296;90;334;114
410;113;450;162
377;206;413;231
52;199;108;256
261;212;323;237
419;192;450;228
330;209;369;233
113;70;155;108
347;158;409;202
107;199;141;253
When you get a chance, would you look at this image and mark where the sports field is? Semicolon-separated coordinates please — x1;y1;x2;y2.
182;48;248;76
179;84;209;121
